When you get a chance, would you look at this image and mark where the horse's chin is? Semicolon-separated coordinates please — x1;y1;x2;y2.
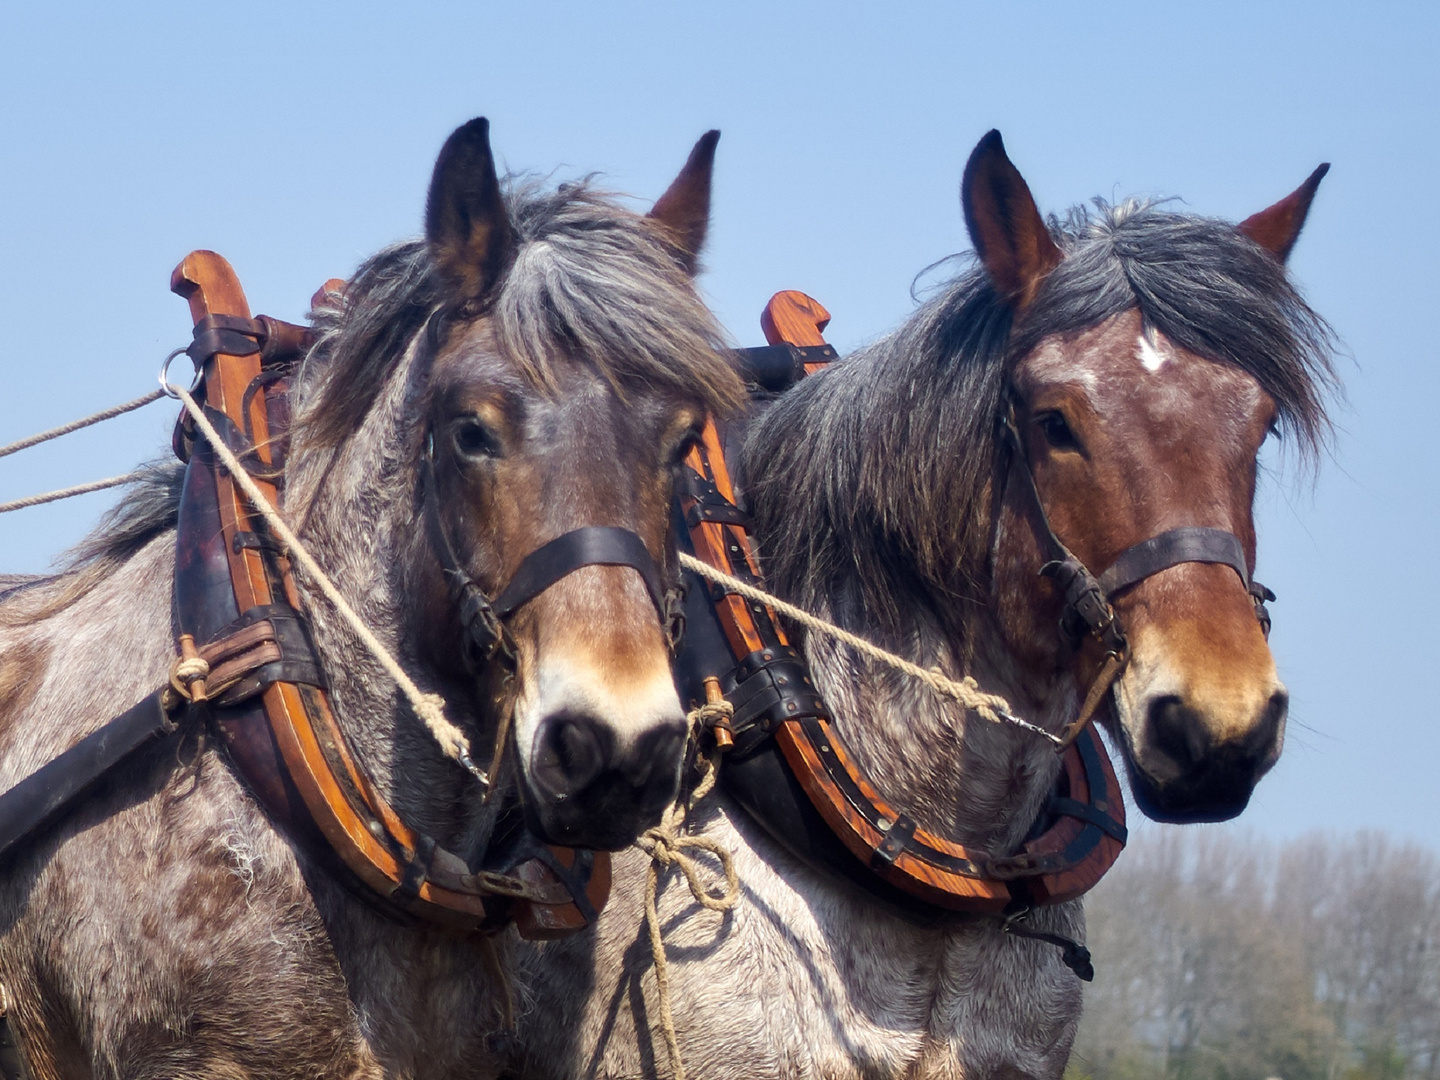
518;783;671;852
1121;747;1263;824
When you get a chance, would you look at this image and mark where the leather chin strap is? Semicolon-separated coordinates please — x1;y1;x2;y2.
420;441;676;678
999;413;1275;748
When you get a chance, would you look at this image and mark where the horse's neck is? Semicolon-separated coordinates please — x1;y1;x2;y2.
792;582;1068;853
740;367;1070;853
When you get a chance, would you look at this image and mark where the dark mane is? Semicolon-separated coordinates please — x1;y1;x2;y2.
746;199;1337;634
299;177;741;449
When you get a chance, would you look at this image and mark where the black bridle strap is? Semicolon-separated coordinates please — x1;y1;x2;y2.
420;450;670;665
1098;527;1250;597
492;526;667;625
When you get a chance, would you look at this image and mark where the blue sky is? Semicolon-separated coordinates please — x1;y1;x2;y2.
2;2;1435;847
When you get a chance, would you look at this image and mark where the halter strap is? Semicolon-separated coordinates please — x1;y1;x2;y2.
1098;526;1250;596
999;411;1275;750
421;445;672;674
492;526;666;620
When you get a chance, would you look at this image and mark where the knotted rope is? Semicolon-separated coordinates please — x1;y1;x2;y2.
637;699;741;1080
168;384;487;779
676;553;1060;746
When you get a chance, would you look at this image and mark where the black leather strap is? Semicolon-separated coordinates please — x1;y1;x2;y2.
0;690;179;862
492;526;667;625
1098;526;1250;596
187;313;263;365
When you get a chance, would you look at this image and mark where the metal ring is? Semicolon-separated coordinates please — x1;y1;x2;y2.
159;347;202;399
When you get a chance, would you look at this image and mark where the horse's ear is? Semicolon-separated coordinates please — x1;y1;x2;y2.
647;130;720;275
425;117;516;304
962;130;1063;309
1237;163;1330;263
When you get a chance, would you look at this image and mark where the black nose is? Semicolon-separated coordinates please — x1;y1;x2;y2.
1148;691;1287;776
531;713;610;798
526;713;687;848
1138;690;1289;822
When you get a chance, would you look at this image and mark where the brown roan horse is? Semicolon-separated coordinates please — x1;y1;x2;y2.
509;132;1335;1080
0;119;741;1077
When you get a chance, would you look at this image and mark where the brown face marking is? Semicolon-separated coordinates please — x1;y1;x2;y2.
1005;309;1286;821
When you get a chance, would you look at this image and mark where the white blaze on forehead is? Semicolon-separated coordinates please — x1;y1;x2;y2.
1137;330;1171;373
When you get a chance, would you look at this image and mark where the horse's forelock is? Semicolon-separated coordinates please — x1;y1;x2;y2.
1021;199;1337;459
298;178;741;453
493;179;740;412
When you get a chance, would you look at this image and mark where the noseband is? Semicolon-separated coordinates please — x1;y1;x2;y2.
420;438;681;678
999;412;1275;747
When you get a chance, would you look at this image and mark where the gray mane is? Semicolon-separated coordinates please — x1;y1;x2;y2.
746;199;1337;635
300;176;739;449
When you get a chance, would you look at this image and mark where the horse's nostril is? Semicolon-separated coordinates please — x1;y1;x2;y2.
1242;690;1288;759
532;714;609;798
1147;694;1208;771
621;722;687;788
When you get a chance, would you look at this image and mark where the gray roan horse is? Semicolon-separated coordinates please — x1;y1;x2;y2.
0;118;742;1077
509;133;1335;1079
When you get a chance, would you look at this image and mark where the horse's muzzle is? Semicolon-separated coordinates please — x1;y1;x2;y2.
1126;688;1288;823
523;713;687;849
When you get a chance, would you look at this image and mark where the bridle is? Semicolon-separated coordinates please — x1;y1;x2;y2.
419;438;681;682
416;304;687;680
998;410;1275;749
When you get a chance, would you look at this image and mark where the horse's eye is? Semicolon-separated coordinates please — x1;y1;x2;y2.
452;417;502;460
1036;410;1079;451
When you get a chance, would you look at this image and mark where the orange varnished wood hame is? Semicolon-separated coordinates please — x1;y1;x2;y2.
761;290;830;348
681;427;775;659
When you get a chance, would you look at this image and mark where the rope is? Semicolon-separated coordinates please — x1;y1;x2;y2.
0;472;146;515
169;384;482;775
637;700;741;1080
0;389;165;460
676;553;1061;746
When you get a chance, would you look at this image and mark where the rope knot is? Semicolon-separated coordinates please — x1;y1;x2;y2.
638;748;740;1080
168;634;211;703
